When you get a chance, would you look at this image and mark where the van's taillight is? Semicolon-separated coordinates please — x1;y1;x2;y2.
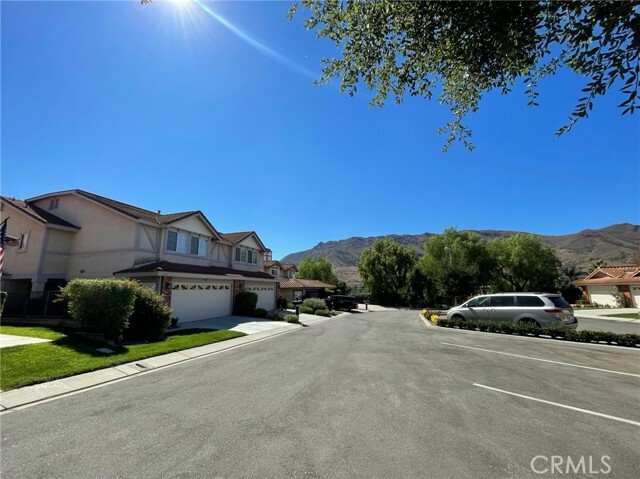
544;308;563;313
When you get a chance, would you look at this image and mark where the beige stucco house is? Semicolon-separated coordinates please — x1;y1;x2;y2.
0;190;278;321
575;265;640;307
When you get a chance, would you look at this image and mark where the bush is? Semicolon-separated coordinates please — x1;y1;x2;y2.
435;317;640;347
302;298;327;312
0;291;7;316
124;286;173;342
268;310;287;321
613;292;633;308
299;306;314;314
315;309;331;317
58;279;137;340
252;308;268;319
351;292;370;303
234;291;258;316
276;296;288;309
284;314;300;323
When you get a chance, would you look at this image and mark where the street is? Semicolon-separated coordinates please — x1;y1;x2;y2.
1;310;639;478
576;316;640;335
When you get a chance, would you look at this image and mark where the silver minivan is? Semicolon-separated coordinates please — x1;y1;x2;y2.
446;292;578;329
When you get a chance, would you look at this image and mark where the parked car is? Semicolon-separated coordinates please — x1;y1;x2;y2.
325;295;359;311
446;292;578;329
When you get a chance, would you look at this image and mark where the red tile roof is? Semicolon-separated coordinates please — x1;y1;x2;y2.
281;264;298;271
278;279;335;289
219;232;254;244
575;265;640;285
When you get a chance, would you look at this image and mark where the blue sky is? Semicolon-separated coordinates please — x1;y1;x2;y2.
2;1;639;259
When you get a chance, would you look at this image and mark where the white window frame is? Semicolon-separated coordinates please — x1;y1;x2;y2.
18;232;29;251
235;246;259;265
165;229;209;258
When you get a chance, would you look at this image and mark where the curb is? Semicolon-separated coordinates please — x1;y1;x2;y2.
0;315;336;412
419;313;435;328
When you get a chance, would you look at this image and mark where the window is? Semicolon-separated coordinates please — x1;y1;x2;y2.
489;296;515;307
235;246;259;264
18;233;29;251
166;230;208;257
48;198;59;210
271;269;279;276
516;296;545;307
467;296;489;307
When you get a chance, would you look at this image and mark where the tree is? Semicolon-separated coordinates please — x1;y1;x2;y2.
297;256;339;285
487;234;561;291
589;259;608;272
419;227;494;304
357;238;417;305
290;1;639;151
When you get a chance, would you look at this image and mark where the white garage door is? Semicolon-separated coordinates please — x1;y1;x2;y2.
171;281;232;322
631;285;640;308
588;285;618;307
245;282;276;311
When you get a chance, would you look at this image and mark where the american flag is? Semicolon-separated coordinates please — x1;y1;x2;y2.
0;218;7;280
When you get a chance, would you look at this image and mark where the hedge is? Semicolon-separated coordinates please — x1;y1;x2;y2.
234;291;258;316
123;286;173;342
284;314;300;323
58;279;138;339
0;291;7;316
436;318;640;347
315;309;331;317
302;298;327;312
299;306;314;314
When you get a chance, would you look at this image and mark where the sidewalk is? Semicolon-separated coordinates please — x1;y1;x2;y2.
0;313;339;412
573;308;639;322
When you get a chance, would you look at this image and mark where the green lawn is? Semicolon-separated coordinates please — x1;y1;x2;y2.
0;327;245;391
603;313;640;319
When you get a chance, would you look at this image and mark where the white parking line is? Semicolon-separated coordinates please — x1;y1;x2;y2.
474;383;640;427
441;342;640;378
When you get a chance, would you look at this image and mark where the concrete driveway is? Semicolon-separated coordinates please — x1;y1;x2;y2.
175;314;303;335
0;334;52;349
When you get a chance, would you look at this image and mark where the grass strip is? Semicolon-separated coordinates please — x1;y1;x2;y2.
0;328;245;391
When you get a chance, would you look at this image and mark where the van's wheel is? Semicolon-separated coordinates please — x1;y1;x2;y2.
452;315;465;321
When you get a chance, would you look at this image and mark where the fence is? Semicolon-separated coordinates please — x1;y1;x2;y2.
1;290;69;318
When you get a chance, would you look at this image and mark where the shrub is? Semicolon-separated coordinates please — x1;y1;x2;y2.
352;292;370;303
234;291;258;316
435;317;640;347
276;296;288;309
124;286;173;342
299;306;314;314
302;298;327;312
613;292;633;308
0;291;7;316
268;310;287;321
252;308;268;319
284;314;300;323
316;309;331;317
58;279;137;340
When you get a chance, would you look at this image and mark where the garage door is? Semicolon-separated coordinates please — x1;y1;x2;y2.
245;282;276;311
631;285;640;308
587;285;618;307
170;281;232;322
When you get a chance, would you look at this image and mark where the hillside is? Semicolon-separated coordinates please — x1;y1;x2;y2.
281;224;639;284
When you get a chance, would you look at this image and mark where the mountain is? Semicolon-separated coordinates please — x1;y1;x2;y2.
280;224;639;284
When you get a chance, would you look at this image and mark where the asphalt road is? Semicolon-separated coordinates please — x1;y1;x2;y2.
576;316;640;335
2;311;639;479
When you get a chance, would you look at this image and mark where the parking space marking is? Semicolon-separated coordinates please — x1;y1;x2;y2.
441;342;640;378
474;383;640;427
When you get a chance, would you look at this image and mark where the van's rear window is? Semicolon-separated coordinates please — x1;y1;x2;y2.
550;296;571;308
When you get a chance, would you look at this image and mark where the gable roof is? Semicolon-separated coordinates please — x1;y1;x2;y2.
575;265;640;285
1;196;80;230
25;190;221;238
264;260;283;269
280;263;299;272
220;231;267;251
278;278;335;289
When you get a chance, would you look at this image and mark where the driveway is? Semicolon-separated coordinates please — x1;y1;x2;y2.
0;334;52;349
176;314;307;335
